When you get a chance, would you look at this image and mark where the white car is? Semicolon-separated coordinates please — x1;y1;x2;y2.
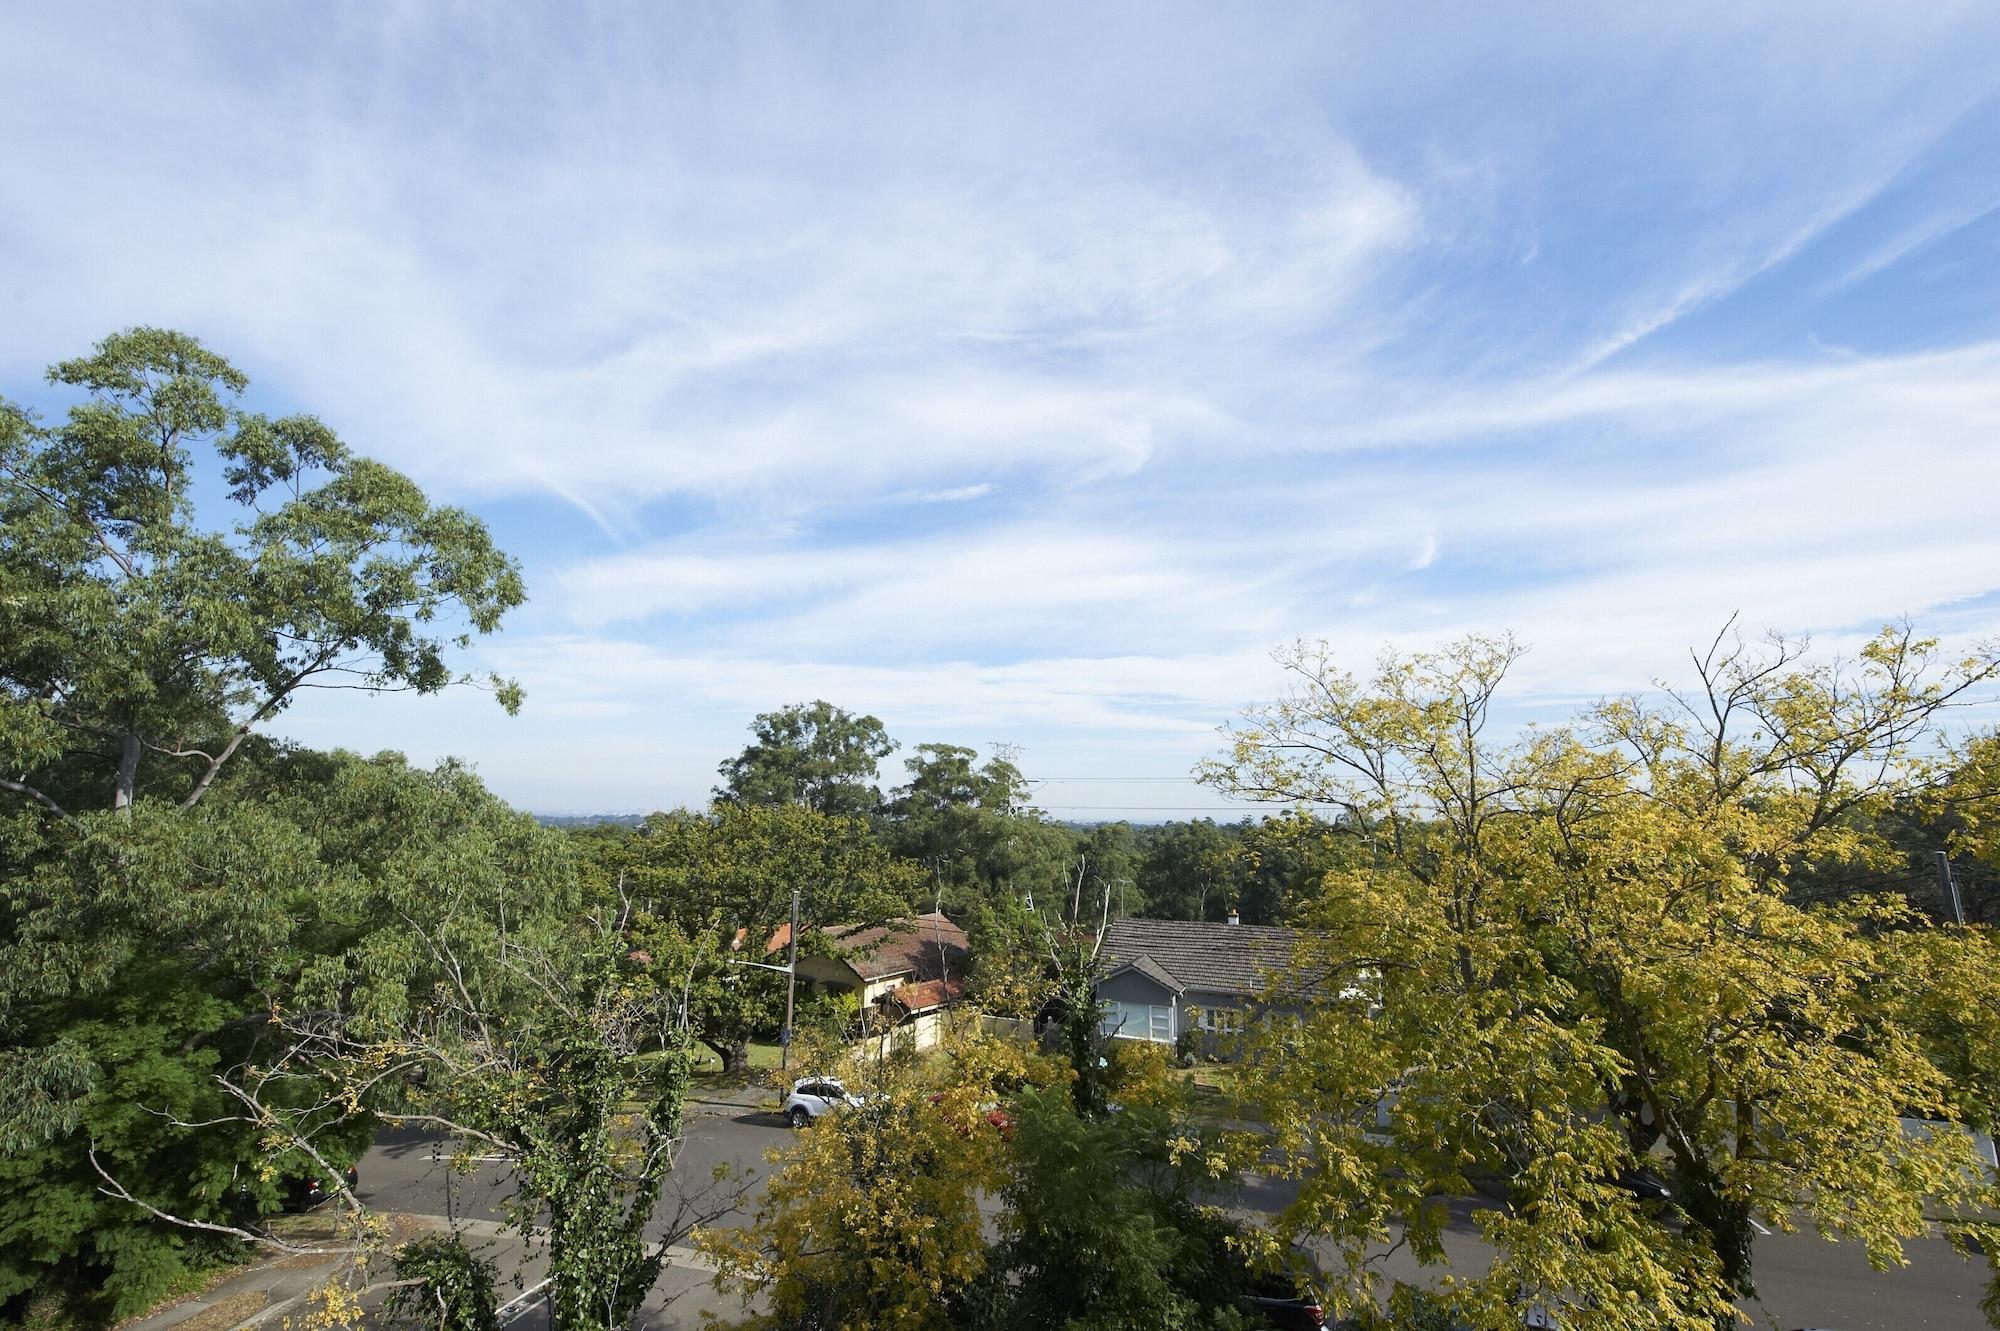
782;1076;862;1127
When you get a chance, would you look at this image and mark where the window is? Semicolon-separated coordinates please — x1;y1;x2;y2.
1102;1000;1175;1043
1198;1005;1243;1035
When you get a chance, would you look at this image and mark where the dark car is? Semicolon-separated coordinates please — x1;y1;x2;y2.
282;1163;360;1212
1614;1167;1672;1203
1244;1266;1327;1329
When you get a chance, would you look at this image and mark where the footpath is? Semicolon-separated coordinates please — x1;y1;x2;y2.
122;1214;732;1331
118;1085;770;1331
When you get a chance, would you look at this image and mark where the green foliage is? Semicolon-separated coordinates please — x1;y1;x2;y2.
0;749;558;1324
714;700;896;816
703;1080;1002;1331
703;1032;1241;1331
960;892;1052;1019
268;838;708;1331
0;794;322;1322
0;328;523;819
384;1234;500;1331
1135;818;1236;921
976;1087;1253;1331
886;744;1047;906
0;324;524;1320
1134;812;1344;925
595;802;919;1069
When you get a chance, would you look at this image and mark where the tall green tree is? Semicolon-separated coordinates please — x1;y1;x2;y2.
598;803;919;1072
0;328;526;1322
1135;818;1235;921
0;327;523;819
885;743;1030;900
1073;822;1137;918
1229;810;1342;925
714;700;896;817
1204;627;2000;1329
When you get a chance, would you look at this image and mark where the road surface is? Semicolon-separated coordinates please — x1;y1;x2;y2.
359;1108;1995;1329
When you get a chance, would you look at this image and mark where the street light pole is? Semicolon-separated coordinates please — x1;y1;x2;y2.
780;885;800;1074
1936;850;1967;926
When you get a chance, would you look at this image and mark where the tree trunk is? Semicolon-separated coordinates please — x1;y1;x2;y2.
113;730;140;814
1671;1147;1757;1312
703;1035;750;1077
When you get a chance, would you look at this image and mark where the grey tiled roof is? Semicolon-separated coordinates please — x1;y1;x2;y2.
1105;953;1185;994
1098;917;1300;999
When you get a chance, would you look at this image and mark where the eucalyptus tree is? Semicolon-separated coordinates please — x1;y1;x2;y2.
884;744;1030;895
0;326;523;818
714;700;896;817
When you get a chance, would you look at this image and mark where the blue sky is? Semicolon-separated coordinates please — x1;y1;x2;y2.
5;4;2000;816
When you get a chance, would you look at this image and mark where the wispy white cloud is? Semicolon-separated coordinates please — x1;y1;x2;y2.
6;4;2000;810
918;484;996;503
1823;196;2000;294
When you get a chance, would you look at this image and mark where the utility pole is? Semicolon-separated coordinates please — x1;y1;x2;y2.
780;885;801;1073
726;886;805;1075
1935;851;1967;926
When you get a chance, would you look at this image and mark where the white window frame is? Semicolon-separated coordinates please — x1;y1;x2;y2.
1198;1005;1243;1035
1101;999;1176;1043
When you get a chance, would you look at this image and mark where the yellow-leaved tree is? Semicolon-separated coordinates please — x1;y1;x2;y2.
698;1030;1061;1331
1202;624;2000;1330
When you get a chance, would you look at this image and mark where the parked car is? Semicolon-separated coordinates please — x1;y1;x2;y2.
1614;1167;1672;1203
285;1164;361;1212
783;1076;863;1127
1244;1266;1327;1329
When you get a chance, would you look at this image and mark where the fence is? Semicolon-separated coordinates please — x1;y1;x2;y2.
978;1014;1035;1042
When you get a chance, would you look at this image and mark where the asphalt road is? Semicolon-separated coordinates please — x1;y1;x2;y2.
359;1111;1995;1330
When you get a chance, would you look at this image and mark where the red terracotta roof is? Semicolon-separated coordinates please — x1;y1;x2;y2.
826;912;969;980
759;912;969;981
885;976;967;1014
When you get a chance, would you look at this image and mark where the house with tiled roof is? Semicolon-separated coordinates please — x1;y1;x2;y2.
1094;911;1303;1051
783;911;971;1049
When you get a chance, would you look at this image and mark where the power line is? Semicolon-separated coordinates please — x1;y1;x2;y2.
1026;776;1212;783
1031;792;1336;810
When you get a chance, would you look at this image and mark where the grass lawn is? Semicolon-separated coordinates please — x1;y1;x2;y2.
687;1039;783;1087
1174;1062;1269;1126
